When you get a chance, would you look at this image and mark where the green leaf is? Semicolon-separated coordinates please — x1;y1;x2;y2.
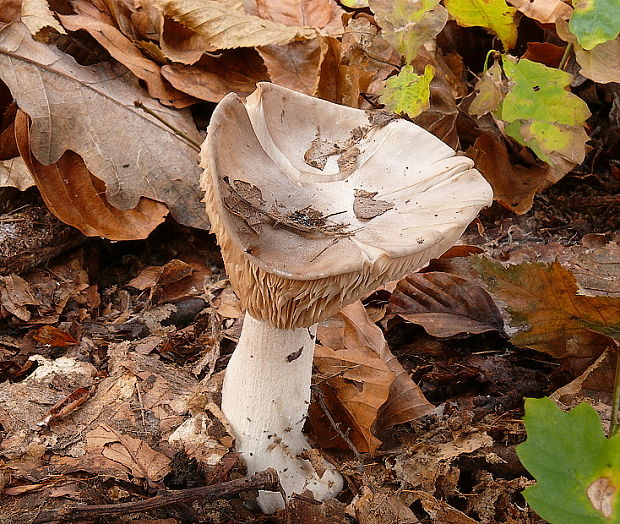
370;0;448;63
569;0;620;50
444;0;517;50
340;0;370;7
499;56;590;171
517;398;620;524
379;64;434;118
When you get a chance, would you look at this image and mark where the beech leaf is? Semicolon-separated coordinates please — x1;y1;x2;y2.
20;0;65;39
0;22;208;231
473;257;620;358
387;272;505;338
444;0;518;49
152;0;317;52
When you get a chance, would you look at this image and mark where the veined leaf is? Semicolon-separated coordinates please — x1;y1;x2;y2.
444;0;518;50
517;398;620;523
379;64;434;118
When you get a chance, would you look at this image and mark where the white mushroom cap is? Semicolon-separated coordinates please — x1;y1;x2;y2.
201;83;492;329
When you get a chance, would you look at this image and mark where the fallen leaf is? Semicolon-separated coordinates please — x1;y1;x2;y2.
246;0;334;27
556;20;620;84
14;110;169;240
353;486;420;523
469;61;506;116
0;274;40;321
0;156;34;190
473;257;620;358
31;325;78;347
0;22;208;230
507;0;572;23
412;490;480;523
370;0;449;63
59;0;192;107
386;272;505;337
522;42;565;68
20;0;65;40
161;48;269;102
444;0;518;50
568;0;620;50
152;0;316;52
379;64;434;119
353;189;395;219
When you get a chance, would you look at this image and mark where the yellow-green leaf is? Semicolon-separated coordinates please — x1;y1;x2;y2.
370;0;448;63
499;56;590;174
379;64;434;118
444;0;518;50
469;61;505;116
569;0;620;50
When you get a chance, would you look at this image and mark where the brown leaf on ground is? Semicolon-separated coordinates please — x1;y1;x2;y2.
31;325;78;347
412;490;480;523
246;0;334;27
315;36;374;107
522;42;564;68
473;257;620;358
506;0;572;23
0;156;34;190
386;272;505;338
15;111;169;240
0;22;208;230
20;0;66;40
0;273;40;321
352;486;420;523
152;0;317;52
161;49;269;102
466;129;550;214
59;0;193;107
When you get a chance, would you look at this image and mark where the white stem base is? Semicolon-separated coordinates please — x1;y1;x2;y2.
221;313;343;513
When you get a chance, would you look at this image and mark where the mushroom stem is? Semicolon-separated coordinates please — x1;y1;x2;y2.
221;313;343;513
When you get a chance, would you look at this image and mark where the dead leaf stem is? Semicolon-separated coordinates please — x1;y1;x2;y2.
134;100;201;150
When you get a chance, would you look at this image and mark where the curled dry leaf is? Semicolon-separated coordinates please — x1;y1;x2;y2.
386;272;505;338
0;22;208;231
20;0;66;40
59;0;193;107
152;0;317;53
15;111;169;240
507;0;572;23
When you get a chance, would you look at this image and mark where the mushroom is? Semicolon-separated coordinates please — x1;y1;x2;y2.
200;82;492;512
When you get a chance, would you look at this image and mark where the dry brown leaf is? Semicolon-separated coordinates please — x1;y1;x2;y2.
0;22;208;230
20;0;65;39
161;48;269;102
473;257;620;358
31;325;78;347
258;38;328;95
522;42;565;68
412;490;480;523
0;156;34;190
352;486;420;523
0;0;21;24
84;424;171;481
59;0;192;107
245;0;334;27
0;273;40;321
338;301;434;431
15;110;169;240
386;272;505;338
153;0;317;52
507;0;572;22
467;129;550;214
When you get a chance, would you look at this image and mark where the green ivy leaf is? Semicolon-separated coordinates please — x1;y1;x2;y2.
499;56;590;172
569;0;620;50
517;398;620;524
379;64;434;118
444;0;518;50
370;0;448;63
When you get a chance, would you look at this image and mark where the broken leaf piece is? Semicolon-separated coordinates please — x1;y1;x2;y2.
444;0;518;50
353;189;394;219
379;64;434;119
517;398;620;523
20;0;65;39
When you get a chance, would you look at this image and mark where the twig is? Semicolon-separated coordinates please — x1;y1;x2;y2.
314;386;364;470
610;351;620;437
133;100;202;150
558;43;573;71
32;468;281;524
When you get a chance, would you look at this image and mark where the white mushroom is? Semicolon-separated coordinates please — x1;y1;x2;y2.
200;82;492;512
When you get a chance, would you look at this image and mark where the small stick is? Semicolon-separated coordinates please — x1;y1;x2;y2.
133;100;202;150
610;351;620;437
32;468;281;524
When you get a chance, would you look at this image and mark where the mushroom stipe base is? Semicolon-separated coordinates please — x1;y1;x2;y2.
221;313;344;513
